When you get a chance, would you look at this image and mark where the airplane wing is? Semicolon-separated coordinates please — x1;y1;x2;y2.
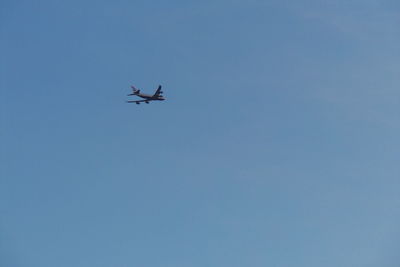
126;100;153;104
152;85;163;97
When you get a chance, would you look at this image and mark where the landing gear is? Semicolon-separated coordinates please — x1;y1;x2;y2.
136;102;140;105
145;101;149;104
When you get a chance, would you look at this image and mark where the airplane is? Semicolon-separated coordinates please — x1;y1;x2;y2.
126;85;165;104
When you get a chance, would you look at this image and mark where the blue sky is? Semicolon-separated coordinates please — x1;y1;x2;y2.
1;0;400;266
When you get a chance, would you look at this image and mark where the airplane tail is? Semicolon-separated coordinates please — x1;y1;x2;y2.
128;86;140;96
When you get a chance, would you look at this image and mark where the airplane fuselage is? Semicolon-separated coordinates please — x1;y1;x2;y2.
137;93;165;101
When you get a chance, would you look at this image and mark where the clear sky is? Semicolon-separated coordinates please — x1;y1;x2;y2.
1;0;400;266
